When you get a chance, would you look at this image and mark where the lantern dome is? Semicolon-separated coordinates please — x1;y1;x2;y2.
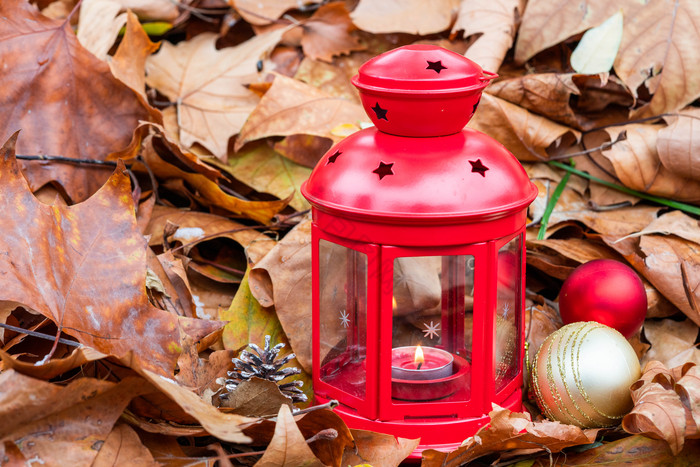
302;127;537;222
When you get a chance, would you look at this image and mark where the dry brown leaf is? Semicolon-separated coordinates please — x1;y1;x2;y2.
221;377;293;417
274;134;333;169
231;0;302;26
236;73;368;151
600;125;700;203
249;216;313;370
118;0;179;21
110;10;160;102
623;361;689;454
658;108;700;181
524;301;562;366
295;410;355;467
558;434;700;465
139;367;255;443
350;0;459;35
0;346;106;380
93;423;158;467
515;0;644;64
294;57;361;104
488;73;632;131
254;404;325;467
0;0;152;203
146;205;275;263
422;404;599;466
341;429;418;467
616;210;700;246
145;29;286;160
0;371;151;466
300;2;364;62
77;0;127;60
616;1;700;117
642;319;700;370
676;363;700;437
0;134;221;375
468;93;578;161
141;139;290;224
175;339;233;398
452;0;525;72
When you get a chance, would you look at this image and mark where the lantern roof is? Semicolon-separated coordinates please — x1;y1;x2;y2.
301;127;538;223
302;44;537;224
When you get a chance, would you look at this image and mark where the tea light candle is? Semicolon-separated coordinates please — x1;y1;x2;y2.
391;345;454;380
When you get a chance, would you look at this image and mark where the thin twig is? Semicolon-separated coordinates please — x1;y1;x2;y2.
16;154;119;167
0;322;81;347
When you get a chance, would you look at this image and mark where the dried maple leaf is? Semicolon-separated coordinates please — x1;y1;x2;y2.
235;73;368;152
451;0;525;72
616;1;700;117
77;0;127;60
145;29;286;160
299;2;364;63
0;370;151;466
351;0;459;35
422;404;599;466
657;108;700;182
642;319;700;369
0;134;221;375
0;0;152;203
231;0;303;26
92;423;158;466
341;429;418;467
623;361;693;454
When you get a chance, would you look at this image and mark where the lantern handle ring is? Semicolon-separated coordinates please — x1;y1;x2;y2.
480;70;498;82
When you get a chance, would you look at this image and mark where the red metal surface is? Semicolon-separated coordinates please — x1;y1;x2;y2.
303;45;537;451
351;44;497;136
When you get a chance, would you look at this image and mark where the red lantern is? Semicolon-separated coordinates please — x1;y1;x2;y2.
302;45;538;457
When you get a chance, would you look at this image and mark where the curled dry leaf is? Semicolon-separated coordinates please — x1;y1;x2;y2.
0;346;107;381
236;73;368;151
0;0;152;203
556;434;700;465
0;134;221;376
452;0;525;72
254;404;325;467
468;93;578;161
299;2;365;63
341;429;418;467
117;0;179;21
350;0;459;35
220;377;293;417
642;319;700;370
231;0;302;26
623;361;693;454
109;10;161;103
145;29;286;159
0;371;151;466
77;0;127;61
141;138;290;224
616;1;700;118
422;404;599;466
657;108;700;182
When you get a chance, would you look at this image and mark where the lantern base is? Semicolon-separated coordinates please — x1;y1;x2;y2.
316;389;522;459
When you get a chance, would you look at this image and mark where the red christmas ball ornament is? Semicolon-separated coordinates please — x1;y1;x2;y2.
559;259;647;338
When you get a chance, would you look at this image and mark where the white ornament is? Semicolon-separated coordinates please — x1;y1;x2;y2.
422;320;440;339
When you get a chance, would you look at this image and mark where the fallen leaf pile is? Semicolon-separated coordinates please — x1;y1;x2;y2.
1;0;699;464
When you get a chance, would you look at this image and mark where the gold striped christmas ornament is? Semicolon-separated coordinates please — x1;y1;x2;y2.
531;321;641;428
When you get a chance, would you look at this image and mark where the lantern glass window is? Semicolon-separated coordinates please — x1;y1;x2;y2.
391;254;474;403
495;236;522;392
318;239;368;400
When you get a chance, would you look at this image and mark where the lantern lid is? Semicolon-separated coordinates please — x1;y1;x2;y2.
352;44;496;94
301;127;538;223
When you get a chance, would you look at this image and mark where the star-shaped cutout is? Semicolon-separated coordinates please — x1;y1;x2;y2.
426;60;447;74
371;102;388;121
422;321;441;339
471;98;481;115
372;161;394;180
469;159;489;177
326;150;342;165
339;309;350;328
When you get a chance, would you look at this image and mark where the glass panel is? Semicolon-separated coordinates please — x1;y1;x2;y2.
318;240;367;400
391;255;473;402
495;237;521;392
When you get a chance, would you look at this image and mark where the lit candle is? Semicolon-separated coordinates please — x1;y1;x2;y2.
391;345;454;380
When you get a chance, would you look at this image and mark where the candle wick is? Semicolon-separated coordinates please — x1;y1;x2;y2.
416;362;423;370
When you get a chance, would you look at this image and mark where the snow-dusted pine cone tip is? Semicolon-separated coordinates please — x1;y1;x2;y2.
222;335;307;403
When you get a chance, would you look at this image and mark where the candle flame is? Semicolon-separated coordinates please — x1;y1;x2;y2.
392;296;398;310
414;344;425;366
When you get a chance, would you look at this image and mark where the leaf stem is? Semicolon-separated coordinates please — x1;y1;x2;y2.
548;160;700;216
